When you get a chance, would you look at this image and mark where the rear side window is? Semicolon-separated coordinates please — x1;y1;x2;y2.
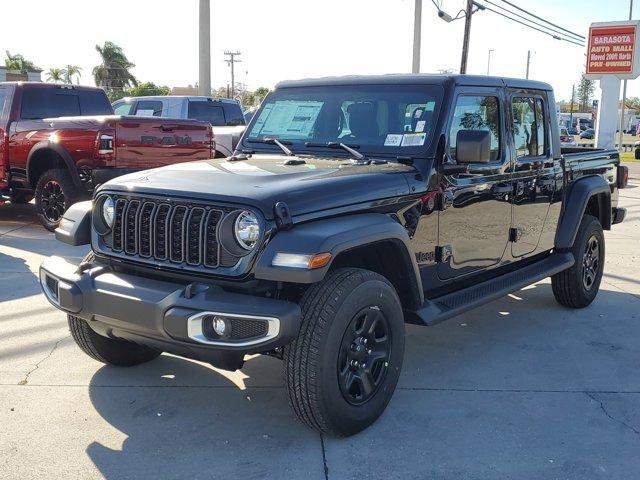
20;88;112;119
222;103;246;126
188;101;226;126
449;95;501;162
134;100;163;117
512;97;546;157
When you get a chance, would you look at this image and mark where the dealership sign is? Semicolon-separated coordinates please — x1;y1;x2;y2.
586;21;640;79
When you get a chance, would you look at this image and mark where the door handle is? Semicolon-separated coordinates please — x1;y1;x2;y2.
160;125;178;132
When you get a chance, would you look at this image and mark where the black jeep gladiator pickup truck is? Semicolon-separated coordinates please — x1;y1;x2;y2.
40;74;629;437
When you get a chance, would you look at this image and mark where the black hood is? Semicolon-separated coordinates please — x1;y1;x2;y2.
99;155;415;220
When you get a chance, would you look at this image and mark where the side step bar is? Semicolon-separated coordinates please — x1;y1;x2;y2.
412;252;575;326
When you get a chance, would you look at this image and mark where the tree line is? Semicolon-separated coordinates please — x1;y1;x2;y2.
4;43;269;106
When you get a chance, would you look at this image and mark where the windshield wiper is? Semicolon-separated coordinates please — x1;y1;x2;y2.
305;142;368;162
246;137;294;156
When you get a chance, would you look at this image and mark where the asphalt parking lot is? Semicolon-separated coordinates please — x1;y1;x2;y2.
1;176;639;480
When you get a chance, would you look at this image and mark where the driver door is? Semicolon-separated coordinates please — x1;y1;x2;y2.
437;89;512;280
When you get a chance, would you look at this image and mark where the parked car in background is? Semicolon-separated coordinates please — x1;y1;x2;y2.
567;126;579;135
560;126;576;147
0;83;214;230
243;107;257;124
112;96;246;158
580;128;595;139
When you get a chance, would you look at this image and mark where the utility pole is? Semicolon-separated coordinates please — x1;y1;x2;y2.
486;49;494;75
224;51;241;98
618;0;634;150
412;0;422;73
198;0;211;96
525;50;531;79
460;0;474;74
569;84;575;130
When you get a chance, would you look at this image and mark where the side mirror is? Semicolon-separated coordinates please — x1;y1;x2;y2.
456;130;491;164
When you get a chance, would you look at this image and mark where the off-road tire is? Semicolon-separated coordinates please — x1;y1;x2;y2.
9;192;34;204
35;168;82;231
68;315;161;367
552;214;604;308
283;268;405;437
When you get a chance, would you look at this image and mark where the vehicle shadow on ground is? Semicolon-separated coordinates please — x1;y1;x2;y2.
0;202;88;302
83;282;640;480
85;354;321;479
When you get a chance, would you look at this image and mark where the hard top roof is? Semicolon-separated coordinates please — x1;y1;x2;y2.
276;73;552;91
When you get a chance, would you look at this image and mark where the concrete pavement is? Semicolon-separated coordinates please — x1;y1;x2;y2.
1;183;639;480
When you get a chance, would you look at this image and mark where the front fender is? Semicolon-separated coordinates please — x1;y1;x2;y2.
254;213;423;295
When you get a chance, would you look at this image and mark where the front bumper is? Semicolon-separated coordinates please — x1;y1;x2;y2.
39;256;301;370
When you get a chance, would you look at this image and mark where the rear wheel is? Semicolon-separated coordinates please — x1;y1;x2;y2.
283;268;405;437
68;315;161;367
35;168;82;231
552;215;604;308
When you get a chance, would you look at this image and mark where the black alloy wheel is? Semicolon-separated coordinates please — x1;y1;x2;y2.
582;235;600;291
40;180;66;223
338;307;391;405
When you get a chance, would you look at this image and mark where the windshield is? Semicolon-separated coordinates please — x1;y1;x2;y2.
244;84;443;155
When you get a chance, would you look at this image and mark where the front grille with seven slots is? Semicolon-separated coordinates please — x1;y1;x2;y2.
107;197;238;269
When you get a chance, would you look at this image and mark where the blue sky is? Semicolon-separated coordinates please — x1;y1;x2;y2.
0;0;637;101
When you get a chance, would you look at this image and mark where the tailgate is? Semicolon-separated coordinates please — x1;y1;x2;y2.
113;117;213;169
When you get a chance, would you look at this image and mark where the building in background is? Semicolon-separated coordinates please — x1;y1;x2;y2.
0;66;42;82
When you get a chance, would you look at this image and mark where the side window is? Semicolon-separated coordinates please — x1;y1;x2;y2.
449;95;500;162
134;100;163;117
512;97;546;157
113;101;133;115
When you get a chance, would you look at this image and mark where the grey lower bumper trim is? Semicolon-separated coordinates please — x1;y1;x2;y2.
39;256;301;353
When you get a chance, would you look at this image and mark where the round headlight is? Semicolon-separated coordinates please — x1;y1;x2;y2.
101;196;115;229
234;211;260;250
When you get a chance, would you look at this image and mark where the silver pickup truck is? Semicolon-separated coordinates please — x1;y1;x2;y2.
112;96;246;158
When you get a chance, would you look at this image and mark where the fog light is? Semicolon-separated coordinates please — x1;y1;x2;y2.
212;316;230;337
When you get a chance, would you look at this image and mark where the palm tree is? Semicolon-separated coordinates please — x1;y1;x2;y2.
64;65;82;84
5;51;40;72
46;68;66;83
92;42;137;96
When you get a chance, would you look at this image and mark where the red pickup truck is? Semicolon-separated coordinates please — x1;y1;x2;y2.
0;82;214;229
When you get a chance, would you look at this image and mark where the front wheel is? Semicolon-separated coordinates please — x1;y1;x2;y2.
552;215;604;308
68;315;161;367
283;268;405;437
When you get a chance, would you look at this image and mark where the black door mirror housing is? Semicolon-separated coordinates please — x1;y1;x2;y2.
456;130;491;164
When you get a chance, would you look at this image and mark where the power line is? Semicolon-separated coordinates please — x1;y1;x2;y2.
476;3;585;47
482;0;585;43
496;0;585;40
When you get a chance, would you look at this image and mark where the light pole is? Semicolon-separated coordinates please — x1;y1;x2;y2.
525;50;531;79
460;0;474;74
486;49;494;75
618;0;634;149
412;0;422;73
224;51;241;98
198;0;211;96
